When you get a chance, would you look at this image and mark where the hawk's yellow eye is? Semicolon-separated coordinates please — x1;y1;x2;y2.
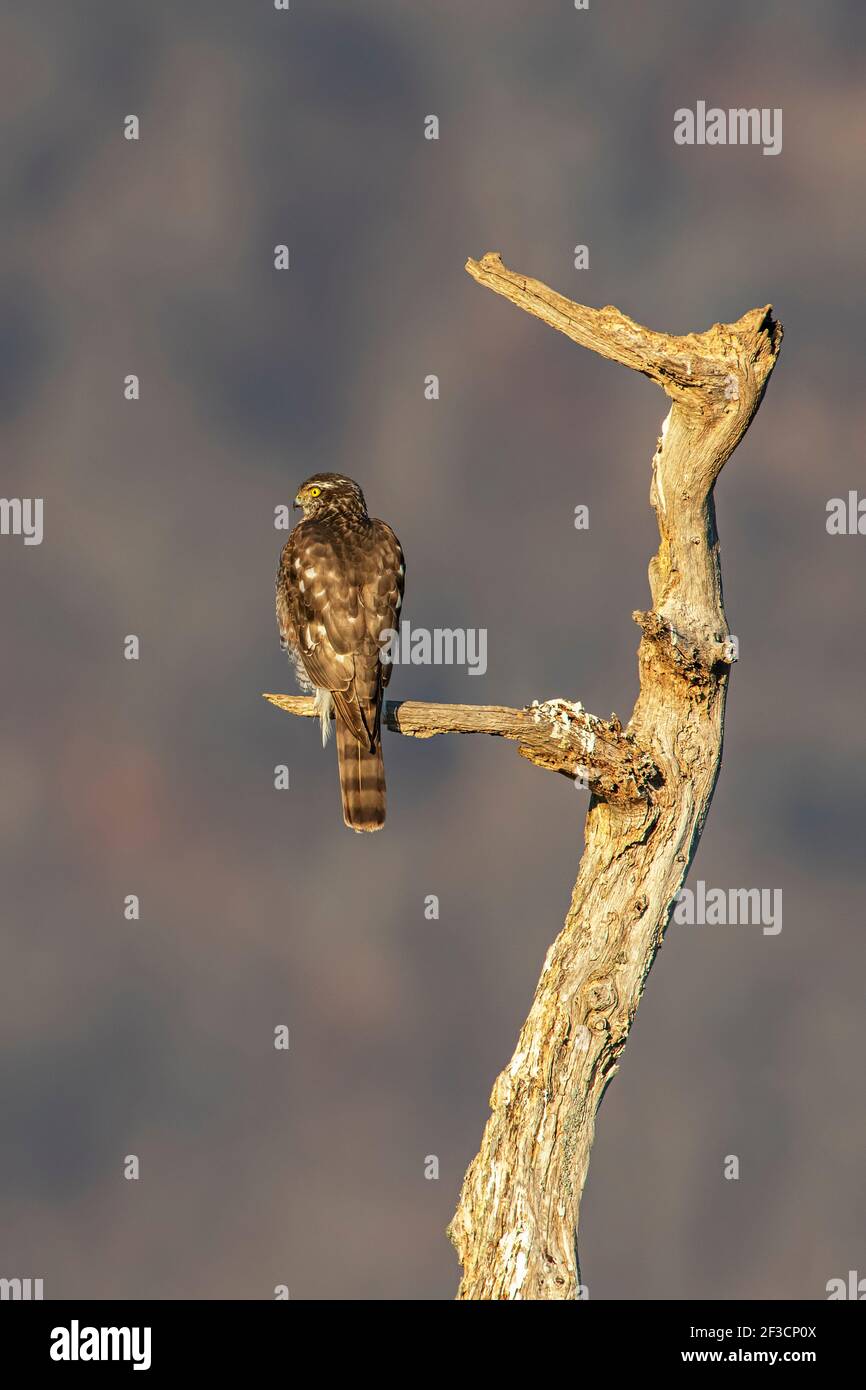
308;486;321;498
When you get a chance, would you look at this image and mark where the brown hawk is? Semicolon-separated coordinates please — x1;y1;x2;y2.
276;473;405;832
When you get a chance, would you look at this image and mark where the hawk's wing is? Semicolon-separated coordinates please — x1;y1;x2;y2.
277;518;404;749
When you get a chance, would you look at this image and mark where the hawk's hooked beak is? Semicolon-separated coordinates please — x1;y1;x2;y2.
293;494;302;510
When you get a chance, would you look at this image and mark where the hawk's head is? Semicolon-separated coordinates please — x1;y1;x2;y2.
293;473;368;520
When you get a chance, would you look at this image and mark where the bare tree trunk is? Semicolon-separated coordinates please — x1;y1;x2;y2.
446;255;782;1299
266;252;782;1300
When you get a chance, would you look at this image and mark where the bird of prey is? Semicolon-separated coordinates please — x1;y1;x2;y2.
276;473;405;832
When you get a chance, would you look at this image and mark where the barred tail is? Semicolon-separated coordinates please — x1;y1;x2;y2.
335;718;386;832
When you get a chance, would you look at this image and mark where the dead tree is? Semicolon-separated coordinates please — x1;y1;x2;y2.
265;252;782;1300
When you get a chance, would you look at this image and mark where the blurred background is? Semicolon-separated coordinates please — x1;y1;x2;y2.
0;0;863;1300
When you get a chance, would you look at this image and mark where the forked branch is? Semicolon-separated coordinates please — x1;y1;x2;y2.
443;253;781;1299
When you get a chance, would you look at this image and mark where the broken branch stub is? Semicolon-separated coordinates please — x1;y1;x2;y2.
262;693;659;806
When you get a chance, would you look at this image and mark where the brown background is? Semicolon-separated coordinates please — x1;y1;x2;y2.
0;0;863;1299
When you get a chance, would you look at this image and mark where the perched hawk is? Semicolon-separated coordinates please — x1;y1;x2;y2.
276;473;405;833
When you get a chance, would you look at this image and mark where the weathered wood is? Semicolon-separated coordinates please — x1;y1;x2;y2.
262;693;660;805
445;255;781;1300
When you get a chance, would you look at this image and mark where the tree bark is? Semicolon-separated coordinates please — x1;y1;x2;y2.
265;252;782;1300
262;694;660;806
446;254;781;1299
